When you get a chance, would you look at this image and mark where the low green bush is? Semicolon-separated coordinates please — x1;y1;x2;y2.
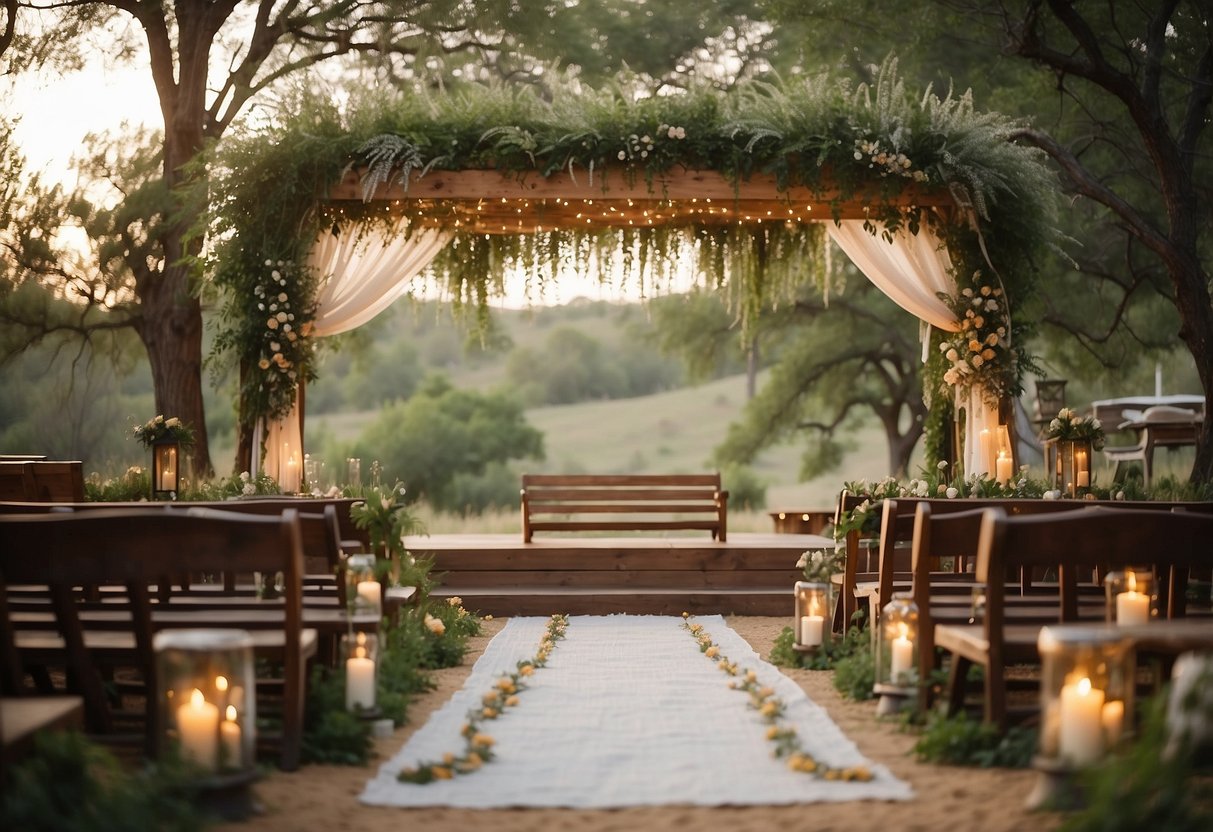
911;711;1036;768
0;732;205;831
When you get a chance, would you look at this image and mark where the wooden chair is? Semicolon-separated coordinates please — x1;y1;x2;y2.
0;507;314;770
935;506;1213;729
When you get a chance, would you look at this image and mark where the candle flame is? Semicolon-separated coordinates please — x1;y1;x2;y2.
225;705;237;722
1127;571;1137;593
1077;677;1092;696
190;688;205;708
355;646;367;659
215;675;228;692
896;622;910;640
356;631;367;646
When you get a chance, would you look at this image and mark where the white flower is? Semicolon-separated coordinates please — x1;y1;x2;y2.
242;483;255;495
640;135;650;144
617;150;626;161
165;417;180;428
937;460;949;470
239;471;250;483
795;553;808;568
271;269;281;280
264;259;273;267
424;613;446;635
1115;490;1126;501
945;487;958;499
278;292;288;302
1043;490;1058;500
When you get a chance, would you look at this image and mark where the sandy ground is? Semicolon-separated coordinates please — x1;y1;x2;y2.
217;617;1061;832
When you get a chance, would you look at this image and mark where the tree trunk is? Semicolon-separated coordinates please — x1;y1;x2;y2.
138;270;213;479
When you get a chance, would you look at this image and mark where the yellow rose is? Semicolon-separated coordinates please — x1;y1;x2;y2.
471;733;495;747
760;701;778;717
766;726;780;740
432;766;452;780
482;707;498;719
482;691;498;705
505;695;520;707
705;646;720;658
968;339;981;352
519;664;534;676
267;318;279;329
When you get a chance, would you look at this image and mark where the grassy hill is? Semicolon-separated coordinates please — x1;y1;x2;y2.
308;370;897;511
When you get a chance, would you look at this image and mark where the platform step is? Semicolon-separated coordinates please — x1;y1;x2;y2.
431;586;791;617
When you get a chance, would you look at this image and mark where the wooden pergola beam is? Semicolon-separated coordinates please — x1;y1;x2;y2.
323;166;954;231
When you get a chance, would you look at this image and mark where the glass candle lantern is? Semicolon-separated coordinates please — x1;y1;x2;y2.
155;629;255;774
1104;568;1157;626
1046;438;1093;496
152;439;180;500
345;553;381;617
344;631;378;714
876;593;919;690
346;457;362;487
792;581;831;652
1037;627;1135;769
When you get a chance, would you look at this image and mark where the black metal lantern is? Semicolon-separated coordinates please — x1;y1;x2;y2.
152;438;181;500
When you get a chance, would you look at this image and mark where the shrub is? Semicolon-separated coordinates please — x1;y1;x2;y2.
911;711;1036;768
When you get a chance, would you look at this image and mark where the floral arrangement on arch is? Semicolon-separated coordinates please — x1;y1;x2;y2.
250;259;317;420
938;271;1017;406
131;415;194;448
1044;407;1106;450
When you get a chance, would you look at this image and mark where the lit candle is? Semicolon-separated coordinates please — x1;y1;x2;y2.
1101;699;1124;747
1076;448;1089;487
1059;676;1105;766
220;705;242;768
176;688;219;771
995;451;1013;485
1116;577;1150;625
346;645;376;711
285;453;299;493
356;580;381;613
800;615;824;646
979;428;992;476
890;623;914;682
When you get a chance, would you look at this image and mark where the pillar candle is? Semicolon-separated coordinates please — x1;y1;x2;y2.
220;705;242;768
346;647;376;711
1116;590;1150;625
1059;676;1105;766
356;580;382;612
979;428;992;476
890;634;914;682
800;615;824;647
995;451;1013;485
176;688;219;771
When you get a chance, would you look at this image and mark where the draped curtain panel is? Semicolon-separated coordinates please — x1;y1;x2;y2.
256;222;451;481
825;220;998;477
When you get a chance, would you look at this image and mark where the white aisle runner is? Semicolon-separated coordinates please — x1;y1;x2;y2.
360;615;912;808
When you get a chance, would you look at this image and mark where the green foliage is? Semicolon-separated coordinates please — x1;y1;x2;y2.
720;463;766;510
770;622;866;672
0;731;205;831
831;628;876;700
911;711;1036;769
349;482;426;563
350;375;544;511
301;665;373;766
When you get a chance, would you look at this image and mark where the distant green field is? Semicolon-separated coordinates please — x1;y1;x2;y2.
308;370;896;511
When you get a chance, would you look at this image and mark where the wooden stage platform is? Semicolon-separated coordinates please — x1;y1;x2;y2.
403;532;833;616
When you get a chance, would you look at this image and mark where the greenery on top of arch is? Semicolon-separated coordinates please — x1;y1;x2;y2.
203;58;1059;430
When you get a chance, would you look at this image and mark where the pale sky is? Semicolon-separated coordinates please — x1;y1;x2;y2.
4;44;690;309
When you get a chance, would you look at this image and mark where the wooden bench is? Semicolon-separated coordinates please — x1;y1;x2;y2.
0;507;315;770
520;474;728;543
934;506;1213;729
0;461;84;502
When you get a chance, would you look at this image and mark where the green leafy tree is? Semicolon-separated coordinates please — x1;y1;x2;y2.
2;1;527;478
716;279;926;480
351;375;544;510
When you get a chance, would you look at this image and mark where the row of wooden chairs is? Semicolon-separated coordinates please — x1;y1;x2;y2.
0;498;379;773
841;494;1213;728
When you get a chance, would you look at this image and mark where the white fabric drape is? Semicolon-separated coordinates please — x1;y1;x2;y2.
256;221;451;482
825;220;999;478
